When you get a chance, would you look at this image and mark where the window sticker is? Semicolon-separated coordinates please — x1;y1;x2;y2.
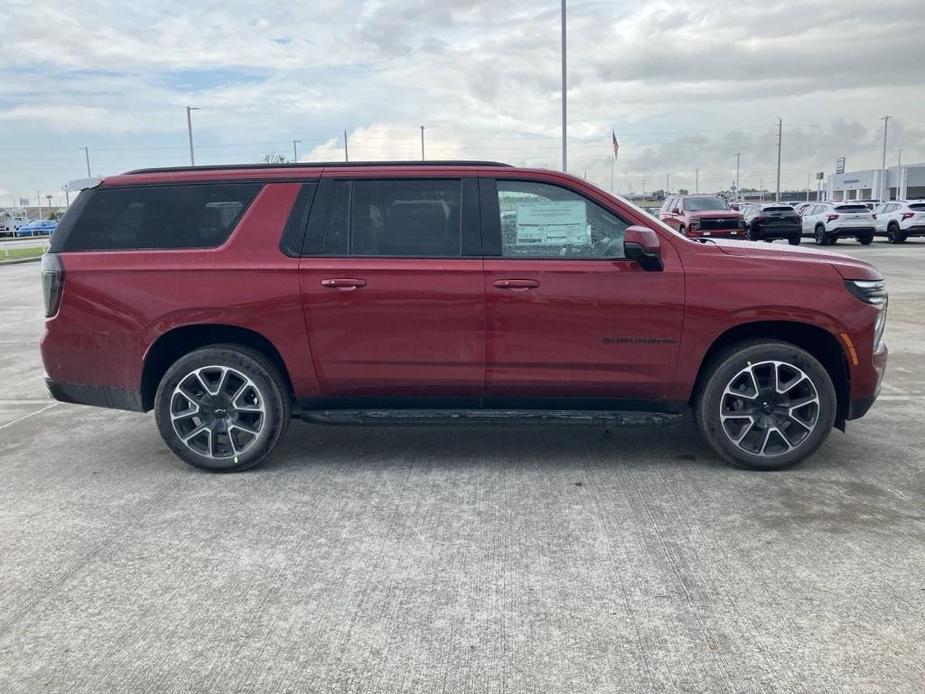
514;200;589;246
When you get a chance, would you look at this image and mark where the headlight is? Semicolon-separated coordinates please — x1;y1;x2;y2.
845;279;887;305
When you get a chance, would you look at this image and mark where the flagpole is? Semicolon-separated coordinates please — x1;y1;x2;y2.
610;156;615;193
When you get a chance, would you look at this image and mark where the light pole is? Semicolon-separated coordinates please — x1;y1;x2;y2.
62;185;70;207
420;126;425;161
344;130;349;162
897;147;903;200
561;0;567;173
735;153;740;198
695;168;700;194
292;140;300;163
879;115;890;201
665;173;670;195
642;178;646;199
186;106;200;166
81;147;91;177
775;118;782;202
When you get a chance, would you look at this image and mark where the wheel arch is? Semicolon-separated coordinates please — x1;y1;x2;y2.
691;321;850;429
141;324;294;411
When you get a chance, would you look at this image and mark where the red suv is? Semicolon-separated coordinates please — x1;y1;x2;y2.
660;195;745;238
41;162;887;472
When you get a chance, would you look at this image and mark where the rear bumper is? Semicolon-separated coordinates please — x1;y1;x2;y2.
754;225;800;238
45;378;145;412
830;226;875;237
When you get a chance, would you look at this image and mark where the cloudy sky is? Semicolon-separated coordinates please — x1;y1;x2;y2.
2;0;924;207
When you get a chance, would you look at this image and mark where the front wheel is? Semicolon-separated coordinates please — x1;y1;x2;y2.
887;225;906;244
814;226;827;245
788;235;801;246
694;340;836;470
154;344;291;472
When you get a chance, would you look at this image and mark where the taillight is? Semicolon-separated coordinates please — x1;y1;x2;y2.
826;214;839;222
41;252;65;318
753;216;767;223
901;212;914;221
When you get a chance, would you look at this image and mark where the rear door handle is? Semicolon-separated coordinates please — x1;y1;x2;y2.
321;278;366;291
493;279;539;291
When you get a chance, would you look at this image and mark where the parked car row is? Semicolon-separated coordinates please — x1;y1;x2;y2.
0;218;57;238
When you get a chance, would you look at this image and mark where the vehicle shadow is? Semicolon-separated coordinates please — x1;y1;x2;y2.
269;417;733;474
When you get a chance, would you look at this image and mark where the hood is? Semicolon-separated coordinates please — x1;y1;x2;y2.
688;210;741;219
709;238;882;281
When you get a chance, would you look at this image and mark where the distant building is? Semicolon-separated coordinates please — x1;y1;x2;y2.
827;163;925;202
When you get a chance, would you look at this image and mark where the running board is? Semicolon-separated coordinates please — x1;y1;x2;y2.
296;409;683;427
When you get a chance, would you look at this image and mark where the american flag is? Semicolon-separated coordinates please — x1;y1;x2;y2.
611;130;619;160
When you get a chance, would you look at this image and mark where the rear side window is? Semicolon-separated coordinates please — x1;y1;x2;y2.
308;179;463;257
909;203;925;211
58;183;262;251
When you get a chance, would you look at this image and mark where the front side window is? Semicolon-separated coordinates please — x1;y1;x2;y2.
496;180;627;259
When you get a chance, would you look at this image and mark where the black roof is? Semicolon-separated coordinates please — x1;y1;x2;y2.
125;160;513;175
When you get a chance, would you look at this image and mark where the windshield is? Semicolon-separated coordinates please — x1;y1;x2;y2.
684;197;728;211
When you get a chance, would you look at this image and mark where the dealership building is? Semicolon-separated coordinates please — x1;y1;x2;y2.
827;162;925;202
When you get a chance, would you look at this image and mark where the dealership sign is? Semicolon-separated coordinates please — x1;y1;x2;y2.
835;157;846;175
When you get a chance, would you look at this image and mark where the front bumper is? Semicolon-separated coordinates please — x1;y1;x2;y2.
847;341;887;421
688;228;746;238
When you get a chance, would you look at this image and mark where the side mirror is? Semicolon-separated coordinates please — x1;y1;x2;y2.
624;225;663;271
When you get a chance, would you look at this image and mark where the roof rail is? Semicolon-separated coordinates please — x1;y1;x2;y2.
124;160;513;175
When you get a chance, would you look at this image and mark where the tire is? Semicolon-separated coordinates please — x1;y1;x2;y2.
858;233;874;245
678;224;687;236
788;235;801;246
747;225;760;242
154;344;291;472
694;340;837;471
814;225;827;245
887;224;906;244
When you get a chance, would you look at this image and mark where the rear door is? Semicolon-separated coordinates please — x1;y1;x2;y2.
480;175;685;405
297;174;485;400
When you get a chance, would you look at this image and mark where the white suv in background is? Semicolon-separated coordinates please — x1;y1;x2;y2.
873;200;925;243
801;202;876;245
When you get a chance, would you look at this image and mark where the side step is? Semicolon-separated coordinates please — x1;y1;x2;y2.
297;409;683;427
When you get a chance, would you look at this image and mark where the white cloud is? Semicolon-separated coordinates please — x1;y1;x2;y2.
1;0;924;194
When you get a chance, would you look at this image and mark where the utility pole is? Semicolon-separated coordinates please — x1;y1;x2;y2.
81;147;91;177
420;126;425;161
760;178;764;202
37;191;42;220
186;106;200;166
806;173;810;201
695;168;700;194
775;118;782;202
642;178;646;199
665;173;670;194
344;130;349;162
63;185;70;207
879;115;890;201
735;153;740;198
292;140;300;163
561;0;567;172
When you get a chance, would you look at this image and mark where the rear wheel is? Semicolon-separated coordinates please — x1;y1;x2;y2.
154;344;291;472
887;223;907;244
788;234;801;246
694;340;836;470
814;225;828;245
858;233;874;245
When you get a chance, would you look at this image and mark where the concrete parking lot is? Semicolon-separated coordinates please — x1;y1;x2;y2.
1;242;924;693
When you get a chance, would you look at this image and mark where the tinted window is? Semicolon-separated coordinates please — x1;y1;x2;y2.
350;179;461;256
684;197;729;211
496;180;627;259
60;183;262;251
909;203;925;211
835;205;869;212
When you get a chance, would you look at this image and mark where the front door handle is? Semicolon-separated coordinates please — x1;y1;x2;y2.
321;278;367;291
493;279;539;291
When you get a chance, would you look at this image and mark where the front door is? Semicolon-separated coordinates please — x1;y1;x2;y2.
298;176;484;400
481;176;685;406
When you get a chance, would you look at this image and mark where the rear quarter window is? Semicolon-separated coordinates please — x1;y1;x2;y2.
909;203;925;211
55;183;262;251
